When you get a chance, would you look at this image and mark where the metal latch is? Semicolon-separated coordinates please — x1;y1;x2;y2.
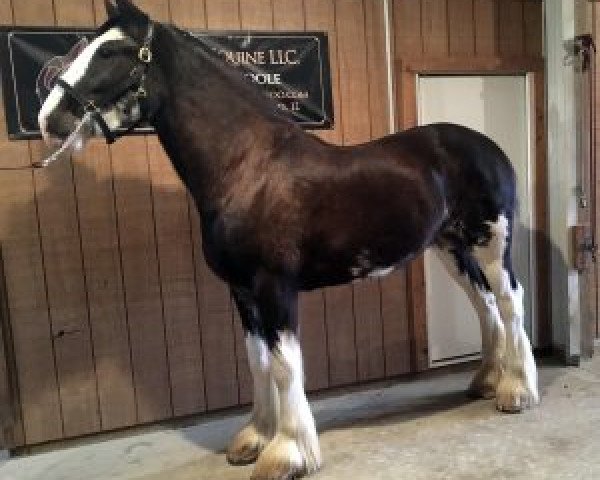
571;224;597;271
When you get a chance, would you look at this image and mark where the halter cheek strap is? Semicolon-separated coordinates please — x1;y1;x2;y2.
55;22;155;145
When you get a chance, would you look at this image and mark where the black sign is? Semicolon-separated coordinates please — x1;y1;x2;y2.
0;27;334;139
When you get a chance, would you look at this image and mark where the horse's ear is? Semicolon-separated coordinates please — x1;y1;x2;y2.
104;0;147;21
104;0;119;19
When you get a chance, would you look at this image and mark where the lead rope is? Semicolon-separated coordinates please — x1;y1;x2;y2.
0;111;94;171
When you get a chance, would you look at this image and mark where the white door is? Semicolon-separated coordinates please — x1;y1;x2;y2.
417;75;535;367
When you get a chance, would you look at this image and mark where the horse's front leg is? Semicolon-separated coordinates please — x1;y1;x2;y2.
251;275;321;480
227;289;278;465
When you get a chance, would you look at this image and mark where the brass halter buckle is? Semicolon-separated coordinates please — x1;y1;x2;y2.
138;46;152;63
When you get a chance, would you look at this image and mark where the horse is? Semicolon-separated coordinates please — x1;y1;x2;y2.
38;1;539;479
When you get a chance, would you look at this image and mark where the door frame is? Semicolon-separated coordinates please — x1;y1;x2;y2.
396;57;547;371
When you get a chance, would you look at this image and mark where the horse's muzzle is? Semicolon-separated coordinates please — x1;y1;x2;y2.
39;110;79;144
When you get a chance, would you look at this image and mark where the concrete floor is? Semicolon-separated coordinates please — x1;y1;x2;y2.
1;354;599;480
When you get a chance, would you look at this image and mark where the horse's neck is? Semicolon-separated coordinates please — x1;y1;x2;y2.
150;26;292;211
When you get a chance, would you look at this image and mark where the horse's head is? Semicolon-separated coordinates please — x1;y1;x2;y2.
38;0;157;146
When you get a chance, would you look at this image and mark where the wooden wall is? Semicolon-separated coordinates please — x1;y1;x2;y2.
0;0;411;447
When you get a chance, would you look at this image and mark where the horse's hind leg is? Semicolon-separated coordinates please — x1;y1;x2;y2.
434;247;505;398
473;214;539;412
227;289;278;465
250;273;321;480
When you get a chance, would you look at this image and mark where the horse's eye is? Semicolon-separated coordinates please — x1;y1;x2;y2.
98;46;113;58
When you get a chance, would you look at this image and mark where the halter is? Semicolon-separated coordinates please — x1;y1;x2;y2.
55;22;155;145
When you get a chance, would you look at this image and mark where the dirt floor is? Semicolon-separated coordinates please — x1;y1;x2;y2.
1;353;599;480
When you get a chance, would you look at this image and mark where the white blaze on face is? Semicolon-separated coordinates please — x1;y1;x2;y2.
38;27;127;141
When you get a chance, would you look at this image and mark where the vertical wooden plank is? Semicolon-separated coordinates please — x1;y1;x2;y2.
199;0;242;410
474;0;498;56
323;287;355;387
498;0;524;57
0;245;24;448
422;0;448;56
64;2;136;434
365;0;390;139
11;0;52;24
399;71;428;372
140;0;207;418
239;0;272;29
336;0;371;143
148;137;206;416
304;0;343;145
205;0;240;30
0;0;12;24
135;0;170;20
23;0;101;440
92;0;107;24
0;169;63;444
0;51;61;444
272;0;304;30
533;71;550;348
53;0;94;26
381;272;411;376
393;0;422;145
523;0;543;57
110;136;172;423
0;263;24;449
169;0;206;29
73;142;137;431
394;0;423;57
448;0;475;56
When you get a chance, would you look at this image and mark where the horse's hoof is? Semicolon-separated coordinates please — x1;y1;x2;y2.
495;376;539;413
251;434;320;480
227;424;270;466
468;363;501;399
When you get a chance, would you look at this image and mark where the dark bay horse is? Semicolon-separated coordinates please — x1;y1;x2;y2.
38;1;538;478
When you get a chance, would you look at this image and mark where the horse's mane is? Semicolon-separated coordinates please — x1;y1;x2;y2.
165;23;297;126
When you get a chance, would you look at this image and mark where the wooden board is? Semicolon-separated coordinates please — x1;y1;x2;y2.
422;0;449;56
73;141;137;430
474;0;498;56
394;0;423;56
110;136;172;423
448;0;475;56
148;138;206;416
498;0;524;57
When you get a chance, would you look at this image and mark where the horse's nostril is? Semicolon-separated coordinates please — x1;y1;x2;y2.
45;112;77;140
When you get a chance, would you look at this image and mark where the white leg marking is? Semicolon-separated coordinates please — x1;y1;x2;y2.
38;27;126;140
253;332;321;479
473;215;539;411
434;248;505;398
227;334;278;465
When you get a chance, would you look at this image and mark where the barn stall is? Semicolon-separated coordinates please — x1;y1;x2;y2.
0;2;596;477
